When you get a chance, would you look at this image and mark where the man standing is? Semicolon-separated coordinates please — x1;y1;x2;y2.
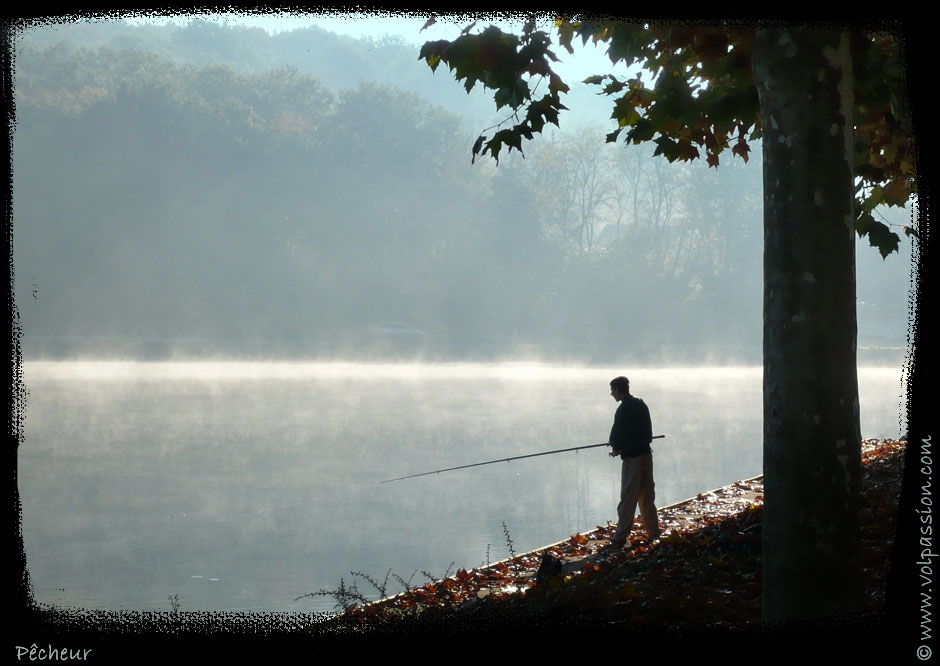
608;376;661;548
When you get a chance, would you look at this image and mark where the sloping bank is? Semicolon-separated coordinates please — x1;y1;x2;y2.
305;438;904;635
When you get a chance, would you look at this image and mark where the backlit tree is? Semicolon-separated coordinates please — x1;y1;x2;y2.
419;16;916;621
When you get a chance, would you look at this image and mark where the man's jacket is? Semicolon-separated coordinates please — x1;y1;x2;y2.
609;395;653;459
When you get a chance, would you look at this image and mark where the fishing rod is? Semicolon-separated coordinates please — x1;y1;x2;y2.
381;435;665;483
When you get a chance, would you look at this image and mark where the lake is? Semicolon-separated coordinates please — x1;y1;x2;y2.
16;361;907;614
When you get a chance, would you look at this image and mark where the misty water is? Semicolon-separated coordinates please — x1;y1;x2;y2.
18;360;906;615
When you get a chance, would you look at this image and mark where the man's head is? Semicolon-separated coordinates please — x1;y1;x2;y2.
610;376;630;401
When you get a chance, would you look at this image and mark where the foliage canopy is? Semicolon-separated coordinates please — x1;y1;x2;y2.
420;17;915;257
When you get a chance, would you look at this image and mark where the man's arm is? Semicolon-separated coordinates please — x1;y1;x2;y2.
609;402;626;457
638;399;653;444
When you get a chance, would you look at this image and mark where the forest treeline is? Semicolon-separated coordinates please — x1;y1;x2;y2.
11;19;909;362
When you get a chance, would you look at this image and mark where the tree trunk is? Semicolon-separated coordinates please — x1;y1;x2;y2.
753;28;864;620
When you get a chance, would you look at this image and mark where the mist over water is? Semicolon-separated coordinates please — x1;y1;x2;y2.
17;360;906;614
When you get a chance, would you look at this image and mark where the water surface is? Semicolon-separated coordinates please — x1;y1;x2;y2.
17;361;907;614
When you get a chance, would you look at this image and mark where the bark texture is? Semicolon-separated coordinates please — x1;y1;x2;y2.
753;27;864;620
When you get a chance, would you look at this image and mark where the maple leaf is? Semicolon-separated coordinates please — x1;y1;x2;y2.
882;177;909;205
732;140;750;162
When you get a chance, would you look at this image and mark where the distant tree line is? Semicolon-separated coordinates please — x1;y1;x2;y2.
11;22;907;361
16;18;500;123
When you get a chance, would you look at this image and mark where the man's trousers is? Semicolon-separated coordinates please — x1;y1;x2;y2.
612;452;660;543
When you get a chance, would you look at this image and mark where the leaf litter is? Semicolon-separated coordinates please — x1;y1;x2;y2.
307;438;904;632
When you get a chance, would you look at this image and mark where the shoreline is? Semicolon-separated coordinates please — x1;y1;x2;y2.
310;438;904;630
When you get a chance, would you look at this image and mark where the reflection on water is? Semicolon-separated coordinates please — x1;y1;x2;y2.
17;361;907;613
